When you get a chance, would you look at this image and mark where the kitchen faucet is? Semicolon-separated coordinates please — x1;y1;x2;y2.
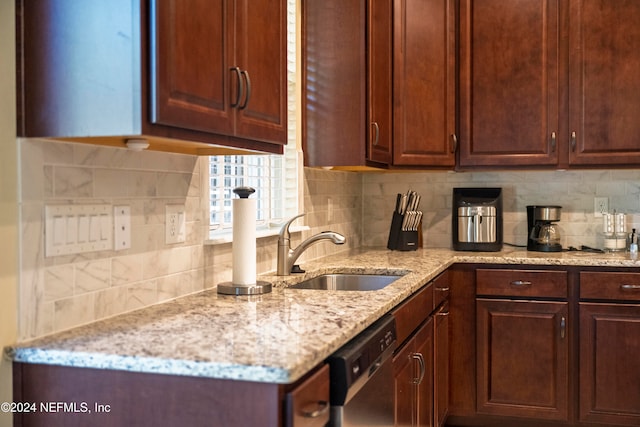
277;213;346;275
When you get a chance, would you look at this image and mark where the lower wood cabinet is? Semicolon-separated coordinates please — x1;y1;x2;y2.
393;316;434;427
433;302;449;427
579;271;640;426
476;299;569;421
12;361;329;427
450;265;640;427
285;364;330;427
392;271;450;427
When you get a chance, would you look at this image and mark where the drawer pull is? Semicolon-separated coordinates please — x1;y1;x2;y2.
435;286;450;292
301;401;329;418
620;284;640;291
510;280;532;287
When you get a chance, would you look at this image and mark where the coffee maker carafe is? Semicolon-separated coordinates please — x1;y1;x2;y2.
527;206;562;252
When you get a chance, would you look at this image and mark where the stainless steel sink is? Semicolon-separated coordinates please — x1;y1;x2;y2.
289;273;403;291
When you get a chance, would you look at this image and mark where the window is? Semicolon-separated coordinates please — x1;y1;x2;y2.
209;147;299;233
209;0;298;234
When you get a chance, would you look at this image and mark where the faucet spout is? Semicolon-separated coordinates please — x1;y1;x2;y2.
277;214;346;275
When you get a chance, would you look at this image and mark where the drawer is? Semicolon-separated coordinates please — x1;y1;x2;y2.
285;364;330;427
580;271;640;302
433;270;450;310
476;269;567;299
392;282;434;346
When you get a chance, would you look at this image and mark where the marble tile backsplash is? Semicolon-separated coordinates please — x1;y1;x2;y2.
362;170;640;250
17;139;362;341
18;138;640;340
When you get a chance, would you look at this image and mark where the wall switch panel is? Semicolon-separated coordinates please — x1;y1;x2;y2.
113;205;131;251
165;204;186;244
45;204;113;257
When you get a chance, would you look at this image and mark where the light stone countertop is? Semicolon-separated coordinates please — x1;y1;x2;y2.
5;247;640;384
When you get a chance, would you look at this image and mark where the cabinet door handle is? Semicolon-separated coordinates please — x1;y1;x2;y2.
436;306;450;317
372;122;380;146
239;69;251;110
301;400;329;418
550;132;557;152
621;284;640;290
560;316;566;339
510;280;532;287
570;131;577;151
411;353;425;385
450;133;458;153
230;67;244;108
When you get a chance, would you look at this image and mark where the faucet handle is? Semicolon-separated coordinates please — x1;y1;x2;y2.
279;213;305;241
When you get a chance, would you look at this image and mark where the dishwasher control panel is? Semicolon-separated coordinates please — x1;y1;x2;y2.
327;314;397;406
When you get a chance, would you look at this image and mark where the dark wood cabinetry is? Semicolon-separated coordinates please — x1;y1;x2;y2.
392;0;456;167
151;0;287;145
392;272;450;427
459;0;640;169
394;317;434;427
568;0;640;166
458;0;561;168
476;299;569;420
579;271;640;426
17;0;286;155
285;364;330;427
13;361;329;427
476;268;569;421
368;0;394;165
302;0;455;168
301;0;368;167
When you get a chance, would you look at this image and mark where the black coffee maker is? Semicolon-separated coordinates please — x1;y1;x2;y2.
527;205;562;252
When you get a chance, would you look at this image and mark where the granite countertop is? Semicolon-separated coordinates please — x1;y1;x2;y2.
5;248;640;385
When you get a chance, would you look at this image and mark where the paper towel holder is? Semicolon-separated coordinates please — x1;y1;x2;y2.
217;186;273;295
217;280;272;295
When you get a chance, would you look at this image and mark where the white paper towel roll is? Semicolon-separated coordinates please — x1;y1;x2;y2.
232;197;256;285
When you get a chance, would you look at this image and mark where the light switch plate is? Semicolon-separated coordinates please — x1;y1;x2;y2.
45;204;112;257
165;204;186;244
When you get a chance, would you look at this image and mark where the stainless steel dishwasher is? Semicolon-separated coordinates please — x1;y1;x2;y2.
326;314;397;427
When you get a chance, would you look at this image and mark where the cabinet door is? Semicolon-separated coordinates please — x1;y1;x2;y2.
476;299;569;421
568;0;640;165
367;0;394;165
579;303;640;426
150;0;233;135
394;337;416;427
415;318;434;427
393;0;456;167
393;317;434;427
302;0;367;167
233;0;287;144
434;304;449;427
459;0;560;168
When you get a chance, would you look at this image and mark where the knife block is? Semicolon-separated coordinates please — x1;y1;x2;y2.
387;211;419;251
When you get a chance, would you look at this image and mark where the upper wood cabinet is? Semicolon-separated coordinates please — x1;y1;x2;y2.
17;0;287;155
302;0;386;168
568;0;640;166
458;0;561;168
302;0;455;168
368;0;394;165
460;0;640;169
393;0;456;167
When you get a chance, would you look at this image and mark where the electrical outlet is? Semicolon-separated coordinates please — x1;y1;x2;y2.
594;197;609;218
114;205;131;250
165;204;186;244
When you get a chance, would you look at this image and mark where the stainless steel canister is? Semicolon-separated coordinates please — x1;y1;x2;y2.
457;206;497;243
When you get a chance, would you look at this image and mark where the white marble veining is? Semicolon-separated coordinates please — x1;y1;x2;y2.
6;248;640;384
